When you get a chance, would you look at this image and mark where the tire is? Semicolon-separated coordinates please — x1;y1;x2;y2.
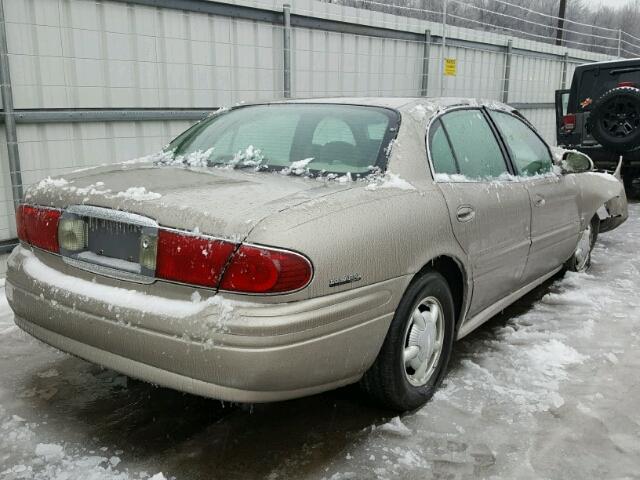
360;270;455;411
564;216;600;272
589;87;640;153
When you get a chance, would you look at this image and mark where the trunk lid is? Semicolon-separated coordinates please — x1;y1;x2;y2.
26;162;355;239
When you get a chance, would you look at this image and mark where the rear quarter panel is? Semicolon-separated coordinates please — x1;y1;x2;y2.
245;185;469;305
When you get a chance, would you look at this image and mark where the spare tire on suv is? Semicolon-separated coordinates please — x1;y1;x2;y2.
589;86;640;153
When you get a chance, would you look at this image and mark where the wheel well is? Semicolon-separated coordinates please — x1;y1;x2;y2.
417;256;466;329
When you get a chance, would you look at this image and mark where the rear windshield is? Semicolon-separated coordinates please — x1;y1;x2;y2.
166;104;399;176
570;63;640;112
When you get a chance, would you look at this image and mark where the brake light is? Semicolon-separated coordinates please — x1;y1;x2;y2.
220;244;312;294
618;81;636;88
155;230;237;288
16;204;61;253
562;114;576;132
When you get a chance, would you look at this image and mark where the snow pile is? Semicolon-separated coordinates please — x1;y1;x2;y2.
27;178;162;202
34;177;69;189
0;406;169;480
433;172;474;182
375;417;412;437
208;105;229;117
229;145;265;169
122;149;174;166
281;158;314;176
35;443;64;461
409;102;438;123
384;139;395;158
365;172;415;191
20;249;240;323
550;145;569;163
337;172;353;184
157;147;215;168
114;187;162;201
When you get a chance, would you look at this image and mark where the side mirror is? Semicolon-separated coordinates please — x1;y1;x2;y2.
561;151;593;174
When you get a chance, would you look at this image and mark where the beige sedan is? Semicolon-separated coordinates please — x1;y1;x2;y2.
6;98;628;411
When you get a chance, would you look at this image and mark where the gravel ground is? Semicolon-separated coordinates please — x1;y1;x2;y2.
1;204;639;480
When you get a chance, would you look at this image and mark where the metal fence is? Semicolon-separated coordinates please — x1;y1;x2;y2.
0;0;615;247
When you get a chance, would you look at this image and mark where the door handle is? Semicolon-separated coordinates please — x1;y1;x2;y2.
533;195;546;207
456;205;475;222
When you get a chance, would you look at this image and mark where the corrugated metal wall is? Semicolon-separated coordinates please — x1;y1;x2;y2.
0;0;614;242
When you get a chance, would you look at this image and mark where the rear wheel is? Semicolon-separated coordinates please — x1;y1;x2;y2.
564;216;599;272
360;271;455;411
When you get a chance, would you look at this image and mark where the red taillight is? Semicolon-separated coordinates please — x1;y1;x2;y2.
155;230;237;288
618;81;636;88
15;204;313;294
220;244;312;294
16;204;61;253
562;113;576;132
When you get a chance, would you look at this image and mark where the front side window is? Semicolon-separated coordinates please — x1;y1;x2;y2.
430;109;508;180
490;111;553;176
168;104;399;175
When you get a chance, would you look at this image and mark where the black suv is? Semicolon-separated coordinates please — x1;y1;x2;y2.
556;58;640;196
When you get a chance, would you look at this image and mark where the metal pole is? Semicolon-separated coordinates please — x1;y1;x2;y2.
617;29;622;57
0;0;22;209
440;0;447;95
561;51;569;89
283;3;291;98
420;29;431;97
502;39;512;104
555;0;567;46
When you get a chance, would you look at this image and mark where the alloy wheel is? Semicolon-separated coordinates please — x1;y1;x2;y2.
601;99;640;138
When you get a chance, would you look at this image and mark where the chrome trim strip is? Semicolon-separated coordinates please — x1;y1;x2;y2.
66;204;158;228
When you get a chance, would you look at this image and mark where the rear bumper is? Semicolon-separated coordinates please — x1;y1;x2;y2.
6;246;406;402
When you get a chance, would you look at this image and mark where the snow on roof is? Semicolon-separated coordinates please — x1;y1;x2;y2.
284;96;515;112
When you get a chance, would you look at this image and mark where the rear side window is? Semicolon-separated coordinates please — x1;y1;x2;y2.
432;109;508;180
490;111;553;176
429;120;457;175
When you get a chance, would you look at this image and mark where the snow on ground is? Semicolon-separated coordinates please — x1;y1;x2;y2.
1;205;640;479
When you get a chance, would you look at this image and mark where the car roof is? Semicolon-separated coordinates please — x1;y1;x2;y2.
574;58;640;72
282;96;516;113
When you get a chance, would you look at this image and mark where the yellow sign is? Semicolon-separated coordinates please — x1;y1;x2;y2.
444;58;457;76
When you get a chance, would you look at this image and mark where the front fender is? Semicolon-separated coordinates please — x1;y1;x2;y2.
575;171;628;232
